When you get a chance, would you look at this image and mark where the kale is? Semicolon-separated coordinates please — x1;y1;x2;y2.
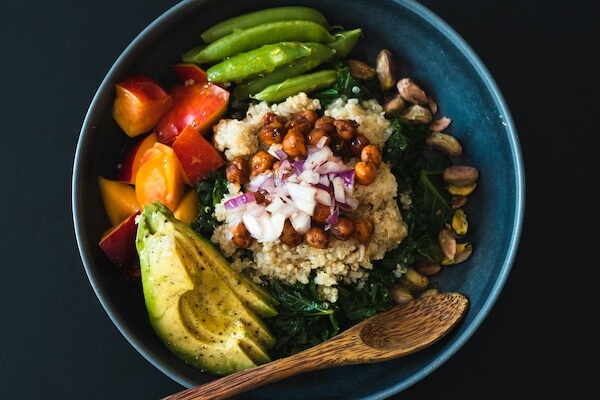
266;280;339;358
336;269;395;323
190;168;228;238
380;118;453;267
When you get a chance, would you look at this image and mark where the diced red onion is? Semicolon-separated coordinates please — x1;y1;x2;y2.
224;192;256;210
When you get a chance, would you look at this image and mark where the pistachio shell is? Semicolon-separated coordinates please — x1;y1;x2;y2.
438;228;457;261
425;131;462;156
376;49;397;90
398;104;432;124
443;165;479;186
399;266;429;291
346;59;376;80
419;288;440;298
383;94;407;116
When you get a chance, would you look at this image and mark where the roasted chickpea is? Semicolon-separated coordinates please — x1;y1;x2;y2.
353;218;374;244
314;116;336;134
349;133;370;156
231;222;253;248
297;109;319;125
259;126;284;145
225;156;250;184
360;144;382;166
328;133;350;156
261;112;285;129
280;219;304;248
312;202;331;224
253;191;266;204
354;161;377;185
330;215;355;240
333;119;358;141
305;226;329;249
285;116;312;135
282;128;307;158
307;128;331;147
250;150;276;176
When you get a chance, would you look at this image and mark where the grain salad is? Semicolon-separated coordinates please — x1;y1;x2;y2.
211;93;409;302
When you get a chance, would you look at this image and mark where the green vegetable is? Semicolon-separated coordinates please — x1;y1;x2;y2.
266;280;339;358
191;20;335;64
233;42;336;100
206;42;314;83
200;6;332;43
251;69;338;103
313;60;381;108
190;169;227;238
326;28;363;59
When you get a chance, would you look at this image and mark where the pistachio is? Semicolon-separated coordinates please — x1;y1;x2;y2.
375;49;397;90
442;242;472;265
425;131;463;156
452;209;468;236
451;195;468;209
430;116;452;132
346;59;376;80
448;183;477;196
453;242;473;264
443;165;479;186
389;282;414;304
415;260;442;275
399;266;429;291
396;78;428;105
398;104;432;124
383;93;407;116
428;97;438;114
438;227;457;261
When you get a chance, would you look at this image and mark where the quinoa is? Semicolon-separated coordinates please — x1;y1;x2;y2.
211;93;407;302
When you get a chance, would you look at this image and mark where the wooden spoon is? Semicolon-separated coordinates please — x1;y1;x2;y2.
162;292;468;400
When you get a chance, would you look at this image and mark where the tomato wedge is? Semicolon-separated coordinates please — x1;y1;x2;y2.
171;124;226;185
155;82;229;146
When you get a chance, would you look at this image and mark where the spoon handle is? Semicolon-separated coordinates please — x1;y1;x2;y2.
162;341;340;400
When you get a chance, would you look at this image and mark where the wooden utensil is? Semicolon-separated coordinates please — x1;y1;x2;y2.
163;292;469;400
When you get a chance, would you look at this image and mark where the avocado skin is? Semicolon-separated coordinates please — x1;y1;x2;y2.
136;202;277;375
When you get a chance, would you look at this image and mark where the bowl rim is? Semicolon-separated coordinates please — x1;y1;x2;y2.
72;0;525;397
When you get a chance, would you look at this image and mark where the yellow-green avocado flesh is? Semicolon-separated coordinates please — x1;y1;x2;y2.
136;202;278;376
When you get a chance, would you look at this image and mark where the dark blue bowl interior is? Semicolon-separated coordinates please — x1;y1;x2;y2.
72;0;524;398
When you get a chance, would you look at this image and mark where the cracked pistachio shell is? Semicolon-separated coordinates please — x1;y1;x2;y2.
346;59;376;80
438;227;457;261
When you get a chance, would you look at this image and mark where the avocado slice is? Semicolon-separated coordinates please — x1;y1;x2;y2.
178;220;279;318
136;202;278;375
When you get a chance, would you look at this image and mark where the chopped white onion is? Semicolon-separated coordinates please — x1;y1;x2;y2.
290;211;311;234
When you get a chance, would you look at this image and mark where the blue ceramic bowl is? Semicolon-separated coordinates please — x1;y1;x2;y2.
72;0;524;398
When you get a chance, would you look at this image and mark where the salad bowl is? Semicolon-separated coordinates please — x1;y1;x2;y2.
72;0;524;398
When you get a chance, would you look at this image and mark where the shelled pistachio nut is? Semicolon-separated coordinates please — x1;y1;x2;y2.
398;104;432;124
376;49;397;90
443;165;479;186
452;209;468;236
438;227;457;261
399;266;429;291
397;78;428;105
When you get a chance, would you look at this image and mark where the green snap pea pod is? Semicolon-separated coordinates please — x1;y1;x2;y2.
327;28;363;59
200;6;332;43
207;42;314;83
233;43;336;100
251;69;339;103
191;20;335;64
181;45;206;63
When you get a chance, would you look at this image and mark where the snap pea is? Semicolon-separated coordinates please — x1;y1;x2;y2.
327;28;363;59
200;6;332;43
251;69;339;103
207;42;314;83
233;43;336;100
191;20;336;64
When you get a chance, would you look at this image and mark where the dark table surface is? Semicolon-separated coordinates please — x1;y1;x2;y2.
1;0;597;399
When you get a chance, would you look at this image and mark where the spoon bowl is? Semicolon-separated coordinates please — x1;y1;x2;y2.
163;292;468;400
